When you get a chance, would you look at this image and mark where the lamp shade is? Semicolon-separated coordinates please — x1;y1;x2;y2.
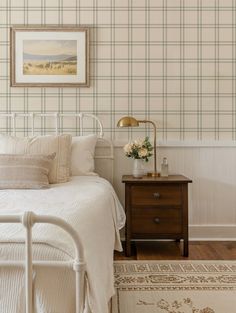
117;116;139;128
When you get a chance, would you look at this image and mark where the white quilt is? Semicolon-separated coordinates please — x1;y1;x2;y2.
0;176;125;313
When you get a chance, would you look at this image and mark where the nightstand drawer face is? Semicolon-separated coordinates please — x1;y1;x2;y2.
131;184;181;206
132;208;182;234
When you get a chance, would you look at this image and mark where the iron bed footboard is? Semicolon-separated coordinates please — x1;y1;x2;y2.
0;211;86;313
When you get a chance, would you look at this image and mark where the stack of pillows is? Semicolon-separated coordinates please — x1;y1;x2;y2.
0;134;98;189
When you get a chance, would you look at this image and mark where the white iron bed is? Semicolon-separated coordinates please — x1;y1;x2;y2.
0;113;125;313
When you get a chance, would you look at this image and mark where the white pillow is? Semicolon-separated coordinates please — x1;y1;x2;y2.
71;134;97;176
0;134;72;184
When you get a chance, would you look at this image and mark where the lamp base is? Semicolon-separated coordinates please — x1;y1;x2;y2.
147;171;160;177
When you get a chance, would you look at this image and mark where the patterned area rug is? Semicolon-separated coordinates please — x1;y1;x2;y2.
112;261;236;313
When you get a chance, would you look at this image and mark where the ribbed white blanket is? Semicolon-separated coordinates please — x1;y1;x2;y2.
0;176;125;313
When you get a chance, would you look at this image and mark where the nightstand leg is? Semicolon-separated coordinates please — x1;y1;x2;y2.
183;238;189;257
125;221;131;256
125;238;131;257
125;184;132;257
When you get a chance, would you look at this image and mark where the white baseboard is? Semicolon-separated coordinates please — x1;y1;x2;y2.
120;225;236;242
189;225;236;240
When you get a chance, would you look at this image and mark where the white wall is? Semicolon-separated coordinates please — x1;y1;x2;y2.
113;143;236;240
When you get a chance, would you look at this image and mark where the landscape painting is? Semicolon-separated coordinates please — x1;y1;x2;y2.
23;40;77;75
10;27;89;87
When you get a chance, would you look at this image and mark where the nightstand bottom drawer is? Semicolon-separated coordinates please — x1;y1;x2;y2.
131;208;182;234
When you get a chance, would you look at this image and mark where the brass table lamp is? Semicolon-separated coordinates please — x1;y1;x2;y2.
117;116;159;177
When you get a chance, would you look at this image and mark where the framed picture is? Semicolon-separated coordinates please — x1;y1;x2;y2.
10;26;89;87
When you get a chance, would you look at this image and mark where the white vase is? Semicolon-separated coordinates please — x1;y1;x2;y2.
133;159;144;178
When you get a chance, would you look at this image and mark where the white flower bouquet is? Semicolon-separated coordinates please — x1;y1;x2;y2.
123;137;153;162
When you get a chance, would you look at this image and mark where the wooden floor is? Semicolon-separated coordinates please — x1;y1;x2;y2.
114;241;236;260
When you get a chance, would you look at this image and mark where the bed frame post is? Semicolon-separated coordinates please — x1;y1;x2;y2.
74;260;85;313
22;212;34;313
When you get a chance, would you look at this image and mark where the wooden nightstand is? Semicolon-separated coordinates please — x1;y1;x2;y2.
122;175;192;257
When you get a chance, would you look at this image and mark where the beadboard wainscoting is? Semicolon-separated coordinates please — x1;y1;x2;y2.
113;144;236;240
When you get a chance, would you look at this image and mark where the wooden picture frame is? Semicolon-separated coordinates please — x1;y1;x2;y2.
10;26;89;87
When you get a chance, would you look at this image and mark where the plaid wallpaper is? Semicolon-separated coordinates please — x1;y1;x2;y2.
0;0;236;141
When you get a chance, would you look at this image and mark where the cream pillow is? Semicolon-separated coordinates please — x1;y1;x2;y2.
71;134;97;176
0;154;55;189
0;134;72;183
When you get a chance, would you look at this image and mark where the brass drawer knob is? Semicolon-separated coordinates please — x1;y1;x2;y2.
153;192;160;199
154;217;160;224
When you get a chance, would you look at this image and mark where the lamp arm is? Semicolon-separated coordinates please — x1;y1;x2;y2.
137;120;157;174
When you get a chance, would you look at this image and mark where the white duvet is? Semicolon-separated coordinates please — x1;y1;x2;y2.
0;176;125;313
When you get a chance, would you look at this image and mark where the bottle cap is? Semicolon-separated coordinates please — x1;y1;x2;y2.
163;157;168;164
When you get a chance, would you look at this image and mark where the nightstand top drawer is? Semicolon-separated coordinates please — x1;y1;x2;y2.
131;184;182;206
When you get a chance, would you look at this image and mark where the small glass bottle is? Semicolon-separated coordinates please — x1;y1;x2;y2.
161;157;168;177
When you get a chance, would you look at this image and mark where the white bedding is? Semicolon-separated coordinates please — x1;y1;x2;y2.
0;176;125;313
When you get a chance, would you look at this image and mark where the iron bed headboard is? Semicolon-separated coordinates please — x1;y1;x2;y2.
0;112;104;137
0;112;114;184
